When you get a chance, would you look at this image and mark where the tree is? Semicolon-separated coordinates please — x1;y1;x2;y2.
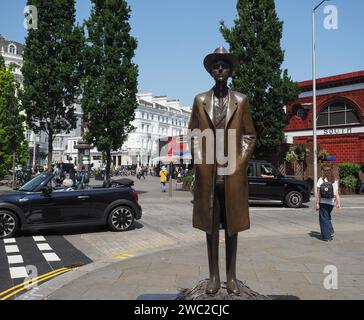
0;59;28;181
21;0;84;170
0;54;4;68
82;0;138;180
221;0;300;159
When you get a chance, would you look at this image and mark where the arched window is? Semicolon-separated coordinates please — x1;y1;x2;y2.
8;44;17;54
317;101;360;127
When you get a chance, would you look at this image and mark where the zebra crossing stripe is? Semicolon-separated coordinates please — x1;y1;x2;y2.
9;267;28;279
32;236;46;242
7;255;24;265
3;238;16;244
33;237;61;262
36;243;53;251
5;245;19;254
42;252;61;262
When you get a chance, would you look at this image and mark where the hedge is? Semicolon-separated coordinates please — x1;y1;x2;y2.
338;163;361;190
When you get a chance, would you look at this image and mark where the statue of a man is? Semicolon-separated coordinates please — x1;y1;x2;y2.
188;47;256;295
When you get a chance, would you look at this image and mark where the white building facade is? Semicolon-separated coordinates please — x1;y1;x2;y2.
1;36;192;168
1;35;49;167
114;93;191;167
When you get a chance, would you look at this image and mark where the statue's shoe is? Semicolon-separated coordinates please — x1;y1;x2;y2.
226;279;240;295
206;278;221;295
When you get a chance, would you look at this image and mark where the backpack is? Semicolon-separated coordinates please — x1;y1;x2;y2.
320;180;334;199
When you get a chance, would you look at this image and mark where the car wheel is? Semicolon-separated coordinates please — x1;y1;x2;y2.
108;206;135;232
0;210;19;239
285;191;303;208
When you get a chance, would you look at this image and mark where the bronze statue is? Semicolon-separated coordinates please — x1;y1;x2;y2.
188;47;256;295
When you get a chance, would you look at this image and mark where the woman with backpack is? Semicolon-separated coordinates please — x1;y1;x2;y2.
316;165;341;242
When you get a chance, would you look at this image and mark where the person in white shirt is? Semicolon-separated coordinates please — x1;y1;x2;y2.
316;165;341;242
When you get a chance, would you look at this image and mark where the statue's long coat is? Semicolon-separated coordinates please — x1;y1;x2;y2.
189;88;256;236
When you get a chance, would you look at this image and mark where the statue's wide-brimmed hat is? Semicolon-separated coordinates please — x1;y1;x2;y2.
203;47;239;73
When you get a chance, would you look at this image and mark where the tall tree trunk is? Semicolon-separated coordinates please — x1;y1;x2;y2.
47;131;53;172
105;149;112;182
12;152;16;189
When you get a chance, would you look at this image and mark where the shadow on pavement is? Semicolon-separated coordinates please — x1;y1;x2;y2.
22;221;144;237
308;231;323;241
249;203;310;209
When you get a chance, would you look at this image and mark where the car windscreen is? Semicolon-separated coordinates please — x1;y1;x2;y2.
19;173;49;192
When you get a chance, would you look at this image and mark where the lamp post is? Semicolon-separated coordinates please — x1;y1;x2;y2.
312;0;330;201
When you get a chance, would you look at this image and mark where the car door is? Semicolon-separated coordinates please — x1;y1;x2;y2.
249;163;285;203
258;163;285;202
247;162;261;200
86;187;132;220
25;189;92;225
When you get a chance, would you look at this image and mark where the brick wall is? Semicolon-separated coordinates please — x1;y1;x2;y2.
294;134;364;164
285;88;364;132
284;73;364;168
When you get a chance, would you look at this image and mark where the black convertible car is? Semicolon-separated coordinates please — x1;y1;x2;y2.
0;173;142;239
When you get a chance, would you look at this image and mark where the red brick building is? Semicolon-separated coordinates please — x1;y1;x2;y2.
285;71;364;168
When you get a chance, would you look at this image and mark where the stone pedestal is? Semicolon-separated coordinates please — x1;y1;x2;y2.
74;140;92;171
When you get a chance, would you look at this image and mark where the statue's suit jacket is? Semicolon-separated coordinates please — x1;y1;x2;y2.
188;88;256;236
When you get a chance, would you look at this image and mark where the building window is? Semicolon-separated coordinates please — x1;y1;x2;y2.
8;44;17;54
317;102;360;127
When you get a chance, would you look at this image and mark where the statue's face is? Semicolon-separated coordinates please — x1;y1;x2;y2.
210;60;231;82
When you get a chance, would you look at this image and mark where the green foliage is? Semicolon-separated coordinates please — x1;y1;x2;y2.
285;147;298;162
0;54;4;68
338;163;361;179
220;0;300;159
0;63;28;180
183;174;193;183
338;163;361;190
81;0;138;180
340;175;358;190
21;0;84;168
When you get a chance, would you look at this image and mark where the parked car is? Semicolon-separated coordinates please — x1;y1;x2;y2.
248;160;311;208
0;173;142;239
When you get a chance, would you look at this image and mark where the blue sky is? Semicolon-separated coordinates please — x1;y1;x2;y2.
0;0;363;106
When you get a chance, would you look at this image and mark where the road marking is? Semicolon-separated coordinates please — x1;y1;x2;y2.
0;267;73;301
42;253;61;262
32;236;46;242
5;245;19;253
36;243;53;251
7;255;24;265
115;253;135;260
0;267;68;298
9;266;28;279
3;238;16;244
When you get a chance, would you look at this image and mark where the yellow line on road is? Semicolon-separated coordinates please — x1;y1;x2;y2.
0;267;73;301
115;253;135;260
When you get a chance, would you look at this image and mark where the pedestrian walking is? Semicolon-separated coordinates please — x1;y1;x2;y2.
140;166;146;180
159;166;168;193
359;166;364;194
316;165;341;242
75;166;89;190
